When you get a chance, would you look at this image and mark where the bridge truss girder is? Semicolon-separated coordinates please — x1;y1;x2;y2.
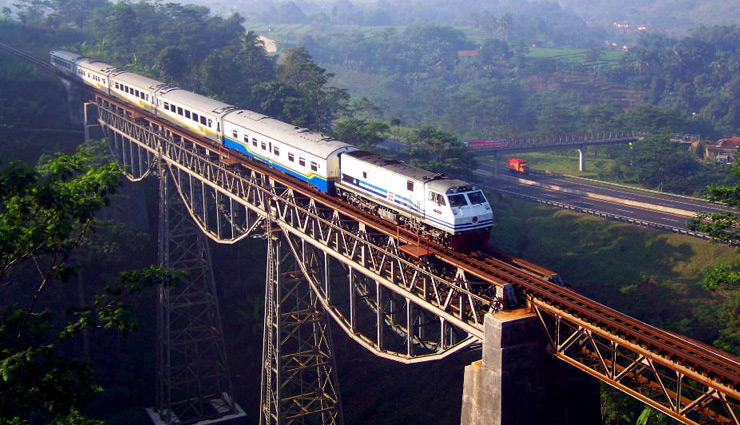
260;224;344;425
97;97;492;363
530;302;740;425
95;95;740;425
152;155;240;424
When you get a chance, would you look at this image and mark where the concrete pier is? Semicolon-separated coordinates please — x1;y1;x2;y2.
460;310;600;425
84;102;103;142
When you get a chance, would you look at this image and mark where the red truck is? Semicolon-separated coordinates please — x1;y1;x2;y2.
506;158;530;175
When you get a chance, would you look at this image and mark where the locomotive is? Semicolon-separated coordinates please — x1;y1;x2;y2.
50;50;493;249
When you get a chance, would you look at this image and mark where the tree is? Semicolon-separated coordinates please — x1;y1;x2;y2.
615;135;702;192
403;125;477;180
277;47;349;132
332;118;388;149
0;148;179;424
155;46;189;85
198;32;275;109
687;162;740;355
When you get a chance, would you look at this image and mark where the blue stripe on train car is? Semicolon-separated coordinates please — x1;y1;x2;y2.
223;137;332;192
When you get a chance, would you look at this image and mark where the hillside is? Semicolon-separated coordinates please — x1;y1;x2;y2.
558;0;740;34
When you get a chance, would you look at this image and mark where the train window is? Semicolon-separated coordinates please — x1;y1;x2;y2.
310;162;318;172
261;142;266;150
243;135;248;143
467;191;486;204
299;158;306;167
232;130;238;138
192;112;199;122
115;82;119;89
252;138;257;147
208;119;212;127
177;107;183;116
200;116;207;125
407;180;414;191
363;172;367;179
288;153;294;162
185;110;191;119
135;89;140;97
163;102;169;110
448;194;468;207
274;147;280;156
429;192;445;206
145;94;149;101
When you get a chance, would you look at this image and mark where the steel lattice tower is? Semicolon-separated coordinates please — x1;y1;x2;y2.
259;219;344;425
149;160;245;425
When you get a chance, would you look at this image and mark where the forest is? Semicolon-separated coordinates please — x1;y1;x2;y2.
2;0;740;424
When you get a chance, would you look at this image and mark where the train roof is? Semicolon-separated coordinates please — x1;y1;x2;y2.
345;150;442;182
112;71;169;91
76;57;118;74
157;88;235;116
426;179;476;194
224;110;356;159
50;50;83;62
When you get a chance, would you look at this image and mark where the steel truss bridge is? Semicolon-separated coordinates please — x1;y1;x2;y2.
92;92;740;425
1;43;738;425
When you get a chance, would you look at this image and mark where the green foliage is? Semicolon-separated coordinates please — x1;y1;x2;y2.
277;47;349;132
403;126;477;179
689;162;740;243
332;118;388;149
0;148;122;287
0;149;179;424
685;159;740;356
198;30;276;108
616;26;740;136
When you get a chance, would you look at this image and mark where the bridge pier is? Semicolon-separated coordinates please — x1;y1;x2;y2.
578;145;586;172
83;102;103;142
460;311;600;425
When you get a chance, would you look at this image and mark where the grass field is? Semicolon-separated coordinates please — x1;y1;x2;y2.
495;150;620;178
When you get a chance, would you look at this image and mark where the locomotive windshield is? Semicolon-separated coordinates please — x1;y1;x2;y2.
467;191;487;204
448;194;468;207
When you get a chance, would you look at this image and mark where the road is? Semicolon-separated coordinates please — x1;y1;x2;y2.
475;162;731;235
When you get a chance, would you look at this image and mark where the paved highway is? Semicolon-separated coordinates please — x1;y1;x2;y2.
475;162;733;235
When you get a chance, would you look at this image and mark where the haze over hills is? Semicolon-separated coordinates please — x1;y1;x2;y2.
166;0;740;38
556;0;740;33
2;0;737;38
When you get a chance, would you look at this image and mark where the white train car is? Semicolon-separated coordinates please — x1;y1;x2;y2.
74;57;116;92
337;151;492;247
48;49;493;249
109;71;164;115
156;88;233;143
223;111;356;192
49;50;83;76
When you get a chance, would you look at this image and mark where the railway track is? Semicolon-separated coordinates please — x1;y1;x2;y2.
0;43;57;73
98;88;740;414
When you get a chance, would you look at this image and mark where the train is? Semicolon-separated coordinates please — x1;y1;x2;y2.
50;50;493;249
